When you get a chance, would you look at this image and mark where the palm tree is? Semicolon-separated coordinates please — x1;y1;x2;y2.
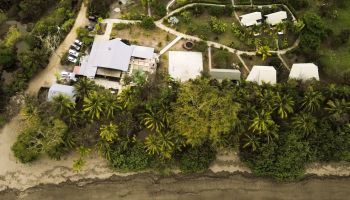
325;99;350;124
99;123;118;142
257;46;271;61
83;92;104;120
249;110;275;134
301;90;324;112
52;94;75;116
140;105;169;133
243;134;260;151
292;113;317;137
102;91;121;119
74;77;96;100
144;131;176;159
274;92;295;119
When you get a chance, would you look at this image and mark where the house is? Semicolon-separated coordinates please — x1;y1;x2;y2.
209;68;241;82
76;38;157;90
265;11;287;26
289;63;319;81
239;12;262;27
168;51;203;81
246;65;276;85
48;84;76;101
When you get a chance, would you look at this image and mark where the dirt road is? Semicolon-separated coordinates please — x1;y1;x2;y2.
2;173;350;200
25;2;89;95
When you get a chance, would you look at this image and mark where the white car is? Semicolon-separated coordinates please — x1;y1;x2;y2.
67;56;77;64
68;49;79;58
70;44;81;51
74;39;83;46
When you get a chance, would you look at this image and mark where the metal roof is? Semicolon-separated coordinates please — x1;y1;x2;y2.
246;66;276;85
240;12;262;26
289;63;319;81
131;45;155;59
48;84;76;101
265;11;287;26
209;69;241;81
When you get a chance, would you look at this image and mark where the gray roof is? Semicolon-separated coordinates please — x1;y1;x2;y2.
131;45;155;59
209;69;241;81
48;84;76;101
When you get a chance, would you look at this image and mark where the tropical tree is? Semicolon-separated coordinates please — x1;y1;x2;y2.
325;99;350;124
249;110;275;134
144;131;178;159
243;133;260;151
292;113;317;137
102;91;120;119
301;90;324;112
293;19;305;33
257;46;271;61
52;94;75;116
99;123;118;142
74;77;96;100
274;93;295;119
83;92;104;120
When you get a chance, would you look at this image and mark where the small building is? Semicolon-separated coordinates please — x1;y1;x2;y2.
265;11;287;26
240;12;262;27
246;65;276;85
289;63;319;81
168;51;203;82
209;68;241;82
48;84;76;101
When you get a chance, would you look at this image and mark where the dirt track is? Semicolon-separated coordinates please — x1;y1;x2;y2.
2;173;350;200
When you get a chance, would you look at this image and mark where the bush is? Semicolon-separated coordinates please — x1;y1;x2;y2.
140;16;155;30
113;23;131;30
12;129;40;163
178;143;216;173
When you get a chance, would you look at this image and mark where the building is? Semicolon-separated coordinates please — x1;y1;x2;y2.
76;38;157;90
239;12;262;27
168;51;203;81
209;68;241;82
289;63;319;81
265;11;287;26
48;84;76;101
246;65;276;85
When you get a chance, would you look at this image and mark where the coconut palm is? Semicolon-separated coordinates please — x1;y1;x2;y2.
257;46;271;61
292;113;317;137
301;90;324;112
52;94;75;116
243;134;260;151
99;123;118;142
74;77;96;100
102;91;121;119
83;92;104;120
325;99;350;124
274;92;295;119
144;131;176;159
249;110;275;134
140;107;165;133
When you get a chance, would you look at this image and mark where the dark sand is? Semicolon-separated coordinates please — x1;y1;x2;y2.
2;173;350;200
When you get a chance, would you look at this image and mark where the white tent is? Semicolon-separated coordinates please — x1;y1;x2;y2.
246;66;276;85
240;12;262;27
168;51;203;82
48;84;76;101
289;63;319;81
265;11;287;26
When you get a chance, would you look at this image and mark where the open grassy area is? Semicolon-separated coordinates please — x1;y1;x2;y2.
111;24;176;52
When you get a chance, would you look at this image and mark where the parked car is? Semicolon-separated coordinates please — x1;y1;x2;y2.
88;16;97;22
68;49;79;58
67;56;77;64
60;71;76;81
85;24;95;31
61;71;70;78
70;44;81;51
74;39;83;46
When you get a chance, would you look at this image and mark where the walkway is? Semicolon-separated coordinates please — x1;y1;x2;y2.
26;3;89;95
166;0;176;13
159;35;183;55
102;19;140;39
208;46;212;69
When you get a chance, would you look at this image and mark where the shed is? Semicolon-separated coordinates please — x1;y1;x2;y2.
240;12;262;27
48;84;76;101
289;63;319;81
168;51;203;81
265;11;287;26
246;66;276;85
209;69;241;82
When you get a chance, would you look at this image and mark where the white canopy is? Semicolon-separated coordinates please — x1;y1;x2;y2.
168;51;203;82
246;66;276;85
265;11;287;26
240;12;262;27
289;63;319;81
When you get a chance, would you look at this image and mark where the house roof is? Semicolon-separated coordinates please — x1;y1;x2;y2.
246;66;276;85
168;51;203;81
240;12;262;26
209;68;241;81
131;45;155;59
265;11;287;26
289;63;319;81
48;84;76;101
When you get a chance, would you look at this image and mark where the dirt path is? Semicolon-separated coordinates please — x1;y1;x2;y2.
2;173;350;200
26;3;89;95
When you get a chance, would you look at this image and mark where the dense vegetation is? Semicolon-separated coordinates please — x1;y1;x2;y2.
12;72;350;180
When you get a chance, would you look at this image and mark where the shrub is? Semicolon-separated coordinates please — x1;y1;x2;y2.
12;129;40;163
140;16;155;30
178;142;216;173
113;23;131;30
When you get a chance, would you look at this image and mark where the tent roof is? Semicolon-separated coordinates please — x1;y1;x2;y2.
246;66;276;85
240;12;262;26
265;11;287;25
168;51;203;82
48;84;76;101
289;63;319;81
209;69;241;81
